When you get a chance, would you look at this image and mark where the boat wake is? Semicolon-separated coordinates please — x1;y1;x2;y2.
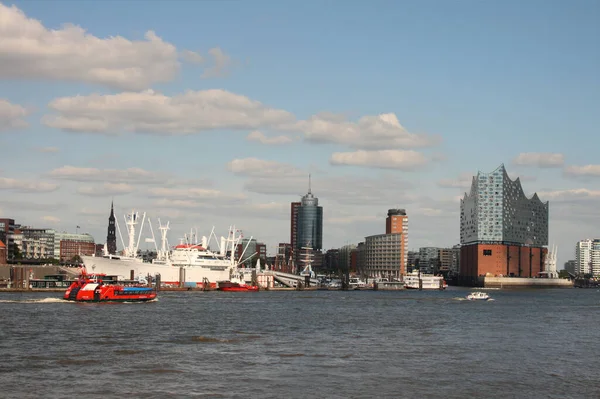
0;298;69;304
453;297;495;301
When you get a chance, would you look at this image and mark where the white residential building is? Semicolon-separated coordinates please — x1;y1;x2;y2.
575;239;600;276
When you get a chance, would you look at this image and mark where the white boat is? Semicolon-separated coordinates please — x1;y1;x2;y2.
81;209;247;288
404;270;447;290
348;277;369;290
466;291;490;301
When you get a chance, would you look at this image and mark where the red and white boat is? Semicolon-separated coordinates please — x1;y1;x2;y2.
217;271;259;292
63;269;157;302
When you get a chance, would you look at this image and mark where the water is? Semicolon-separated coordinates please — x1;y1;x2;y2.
1;288;599;398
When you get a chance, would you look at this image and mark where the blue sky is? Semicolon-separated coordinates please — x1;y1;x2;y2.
0;0;598;267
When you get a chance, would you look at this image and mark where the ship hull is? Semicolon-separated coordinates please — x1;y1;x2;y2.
81;255;232;287
217;281;259;292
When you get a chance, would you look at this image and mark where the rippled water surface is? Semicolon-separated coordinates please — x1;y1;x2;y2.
1;288;599;398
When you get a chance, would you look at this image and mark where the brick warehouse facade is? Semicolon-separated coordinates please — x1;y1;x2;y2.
459;164;549;283
460;244;548;278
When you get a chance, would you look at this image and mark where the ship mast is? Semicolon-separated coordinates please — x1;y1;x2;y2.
158;219;170;261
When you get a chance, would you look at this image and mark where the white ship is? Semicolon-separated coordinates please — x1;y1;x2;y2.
404;270;447;290
81;209;248;288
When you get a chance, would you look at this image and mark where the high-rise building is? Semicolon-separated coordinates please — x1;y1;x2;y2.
107;201;117;255
460;164;549;281
575;239;600;276
361;209;408;278
386;209;408;274
292;176;323;267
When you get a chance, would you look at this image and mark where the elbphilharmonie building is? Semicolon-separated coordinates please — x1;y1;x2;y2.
459;164;549;282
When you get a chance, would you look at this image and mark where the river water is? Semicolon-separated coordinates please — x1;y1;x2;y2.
0;287;598;398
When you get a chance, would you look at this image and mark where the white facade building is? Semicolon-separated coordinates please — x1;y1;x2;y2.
575;239;600;276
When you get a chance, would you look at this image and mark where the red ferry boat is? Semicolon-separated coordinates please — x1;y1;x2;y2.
217;279;259;292
64;269;157;302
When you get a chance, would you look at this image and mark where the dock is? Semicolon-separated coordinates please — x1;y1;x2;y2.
482;276;573;288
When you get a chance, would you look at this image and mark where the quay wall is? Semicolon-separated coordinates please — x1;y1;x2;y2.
482;276;573;288
374;282;405;290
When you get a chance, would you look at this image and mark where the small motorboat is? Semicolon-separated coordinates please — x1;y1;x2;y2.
64;268;157;302
466;291;490;301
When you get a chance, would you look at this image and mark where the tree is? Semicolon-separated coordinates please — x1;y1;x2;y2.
13;245;22;260
558;270;570;279
71;255;83;264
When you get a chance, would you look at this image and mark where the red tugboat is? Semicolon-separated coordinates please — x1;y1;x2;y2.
64;268;157;302
217;280;260;292
217;272;259;292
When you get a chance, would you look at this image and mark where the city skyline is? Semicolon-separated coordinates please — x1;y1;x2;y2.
0;1;599;268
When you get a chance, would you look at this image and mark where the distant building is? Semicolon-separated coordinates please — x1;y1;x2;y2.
0;218;17;261
564;260;576;275
275;243;293;272
338;244;356;273
575;239;600;276
355;242;365;275
0;240;6;264
364;233;402;279
385;209;408;274
324;249;340;273
438;248;453;272
107;201;117;255
235;238;266;268
418;247;439;273
54;232;95;261
460;164;548;281
290;202;300;255
407;251;419;272
451;244;461;274
291;176;323;268
20;228;55;260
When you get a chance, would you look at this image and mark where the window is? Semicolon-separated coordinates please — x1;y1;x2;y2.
483;249;492;256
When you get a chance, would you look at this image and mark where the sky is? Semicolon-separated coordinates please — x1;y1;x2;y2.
0;0;599;267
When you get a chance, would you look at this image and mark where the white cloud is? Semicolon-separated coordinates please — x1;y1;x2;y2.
77;207;108;217
149;187;246;202
293;112;440;149
512;152;564;168
0;176;58;192
41;215;60;224
536;188;600;202
228;158;304;178
48;165;164;184
43;89;295;134
41;89;434;153
0;99;29;130
330;150;429;170
201;47;232;78
180;50;204;64
564;165;600;177
438;173;474;189
77;183;135;197
247;130;294;145
0;4;181;90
